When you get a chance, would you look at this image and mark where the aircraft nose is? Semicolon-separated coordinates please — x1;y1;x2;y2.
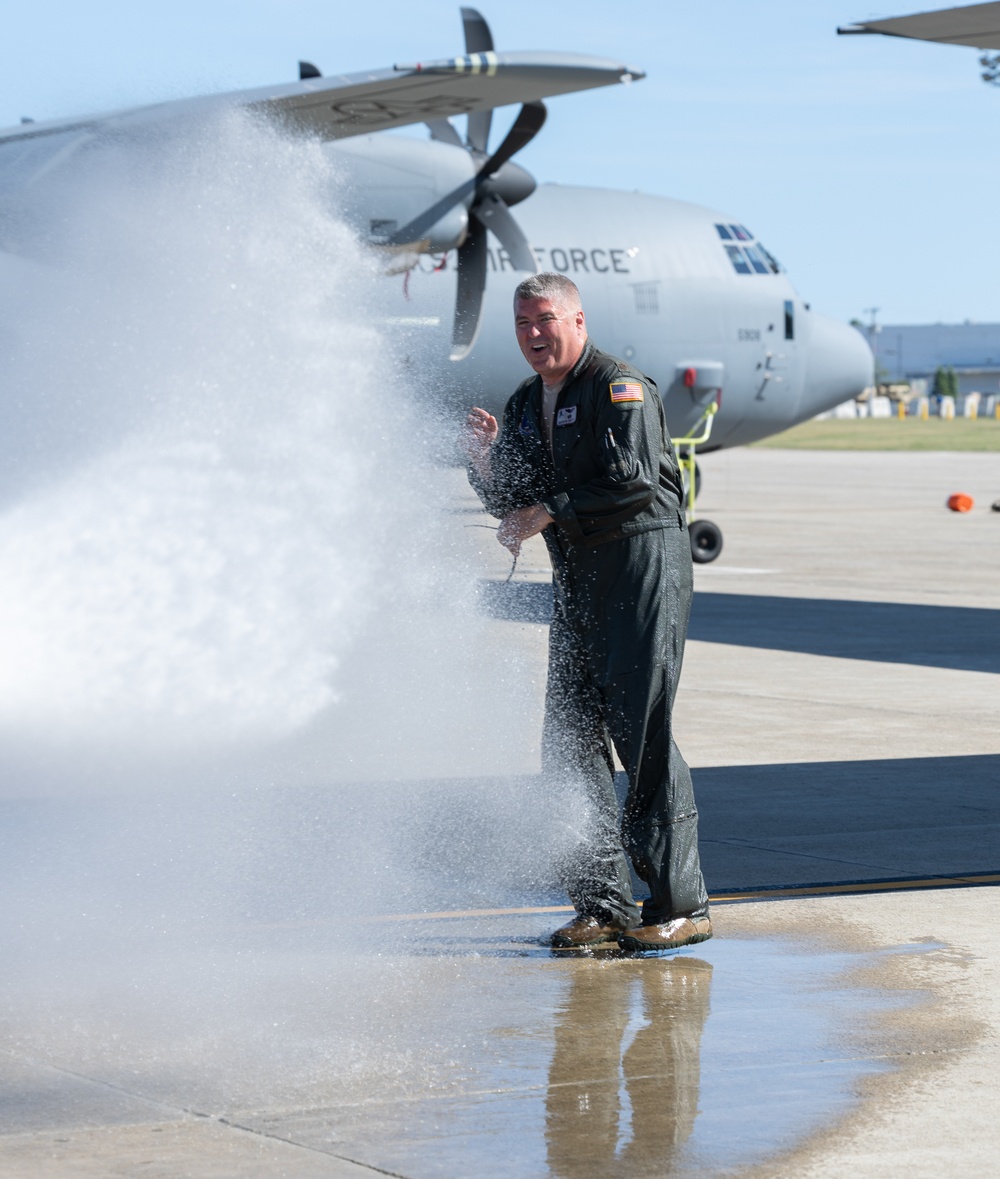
802;313;873;415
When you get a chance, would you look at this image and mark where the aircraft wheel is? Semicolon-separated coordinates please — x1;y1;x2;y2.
689;519;723;564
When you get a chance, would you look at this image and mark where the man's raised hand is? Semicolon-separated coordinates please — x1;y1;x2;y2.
461;407;498;458
460;407;498;481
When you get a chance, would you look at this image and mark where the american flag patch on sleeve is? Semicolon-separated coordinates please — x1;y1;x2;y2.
609;381;644;404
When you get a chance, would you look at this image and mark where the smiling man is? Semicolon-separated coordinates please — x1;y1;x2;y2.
462;273;711;952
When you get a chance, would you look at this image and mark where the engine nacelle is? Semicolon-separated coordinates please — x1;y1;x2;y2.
324;134;475;254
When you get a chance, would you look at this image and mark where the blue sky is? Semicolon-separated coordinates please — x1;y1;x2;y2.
2;1;997;325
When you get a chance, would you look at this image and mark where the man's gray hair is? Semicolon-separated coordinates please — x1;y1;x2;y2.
513;272;582;311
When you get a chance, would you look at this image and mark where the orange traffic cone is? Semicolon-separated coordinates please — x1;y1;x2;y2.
947;494;974;512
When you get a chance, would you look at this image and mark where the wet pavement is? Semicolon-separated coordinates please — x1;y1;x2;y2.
0;910;899;1179
222;929;885;1179
2;448;1000;1177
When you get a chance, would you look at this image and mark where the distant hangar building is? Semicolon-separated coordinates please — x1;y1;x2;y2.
872;322;1000;395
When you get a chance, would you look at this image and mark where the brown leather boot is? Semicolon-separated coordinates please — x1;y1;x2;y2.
618;916;713;952
549;915;627;948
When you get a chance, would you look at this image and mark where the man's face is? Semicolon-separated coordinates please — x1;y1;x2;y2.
514;296;587;384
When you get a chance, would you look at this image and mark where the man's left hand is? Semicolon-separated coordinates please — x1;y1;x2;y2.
497;504;554;556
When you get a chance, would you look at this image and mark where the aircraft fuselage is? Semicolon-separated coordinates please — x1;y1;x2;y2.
328;139;873;448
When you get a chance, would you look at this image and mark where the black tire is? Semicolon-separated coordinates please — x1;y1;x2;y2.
689;519;723;564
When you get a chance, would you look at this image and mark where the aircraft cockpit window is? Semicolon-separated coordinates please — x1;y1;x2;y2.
725;245;753;275
757;243;784;274
743;245;770;275
718;224;784;276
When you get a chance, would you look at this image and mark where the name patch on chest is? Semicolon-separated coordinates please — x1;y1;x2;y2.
610;381;644;404
556;405;578;427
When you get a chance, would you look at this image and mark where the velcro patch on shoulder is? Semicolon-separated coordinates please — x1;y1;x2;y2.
609;381;644;404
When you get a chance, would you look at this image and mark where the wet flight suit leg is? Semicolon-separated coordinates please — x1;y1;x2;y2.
544;518;708;928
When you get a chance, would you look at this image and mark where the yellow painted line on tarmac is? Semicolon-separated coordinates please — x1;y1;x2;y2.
252;874;1000;931
373;874;1000;923
251;905;577;931
370;905;576;923
710;872;1000;903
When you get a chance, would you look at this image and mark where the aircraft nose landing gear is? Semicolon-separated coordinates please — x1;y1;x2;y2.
673;399;723;564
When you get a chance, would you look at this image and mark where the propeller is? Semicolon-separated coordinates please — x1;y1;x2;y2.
406;8;545;359
450;99;545;358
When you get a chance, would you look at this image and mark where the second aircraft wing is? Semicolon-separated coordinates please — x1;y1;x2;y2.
838;1;1000;49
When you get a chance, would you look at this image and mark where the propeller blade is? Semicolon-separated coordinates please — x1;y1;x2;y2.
479;102;546;179
461;6;494;53
462;7;495;152
473;193;537;273
467;109;492;156
387;176;476;247
426;118;465;147
452;216;488;361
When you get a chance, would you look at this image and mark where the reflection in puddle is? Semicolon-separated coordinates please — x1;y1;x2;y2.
546;956;711;1177
541;935;888;1178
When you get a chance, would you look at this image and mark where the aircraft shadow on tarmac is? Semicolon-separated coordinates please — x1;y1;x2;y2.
693;752;1000;892
383;750;1000;906
3;754;997;946
480;580;1000;674
268;751;1000;913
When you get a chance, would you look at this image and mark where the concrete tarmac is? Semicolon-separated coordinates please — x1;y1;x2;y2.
2;448;999;1177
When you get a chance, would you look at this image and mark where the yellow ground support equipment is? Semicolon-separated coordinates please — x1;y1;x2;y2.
672;398;723;564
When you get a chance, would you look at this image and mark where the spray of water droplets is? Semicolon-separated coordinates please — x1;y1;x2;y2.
0;110;453;767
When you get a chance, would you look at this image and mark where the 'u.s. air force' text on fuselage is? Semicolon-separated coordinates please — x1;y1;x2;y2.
411;246;637;274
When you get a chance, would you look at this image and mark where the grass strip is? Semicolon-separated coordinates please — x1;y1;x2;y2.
752;416;1000;451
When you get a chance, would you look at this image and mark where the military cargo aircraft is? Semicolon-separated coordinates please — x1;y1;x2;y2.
0;8;872;560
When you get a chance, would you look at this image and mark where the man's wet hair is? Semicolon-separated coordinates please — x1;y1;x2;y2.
513;273;582;311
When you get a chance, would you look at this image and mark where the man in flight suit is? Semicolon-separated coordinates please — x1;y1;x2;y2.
462;273;711;951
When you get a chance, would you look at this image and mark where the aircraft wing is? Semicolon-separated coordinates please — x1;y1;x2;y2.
247;52;643;139
0;51;642;148
838;2;1000;49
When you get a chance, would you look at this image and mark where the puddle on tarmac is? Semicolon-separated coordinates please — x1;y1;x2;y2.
262;920;891;1178
0;912;914;1178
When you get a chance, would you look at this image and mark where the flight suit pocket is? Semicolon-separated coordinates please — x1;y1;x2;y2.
602;427;639;483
